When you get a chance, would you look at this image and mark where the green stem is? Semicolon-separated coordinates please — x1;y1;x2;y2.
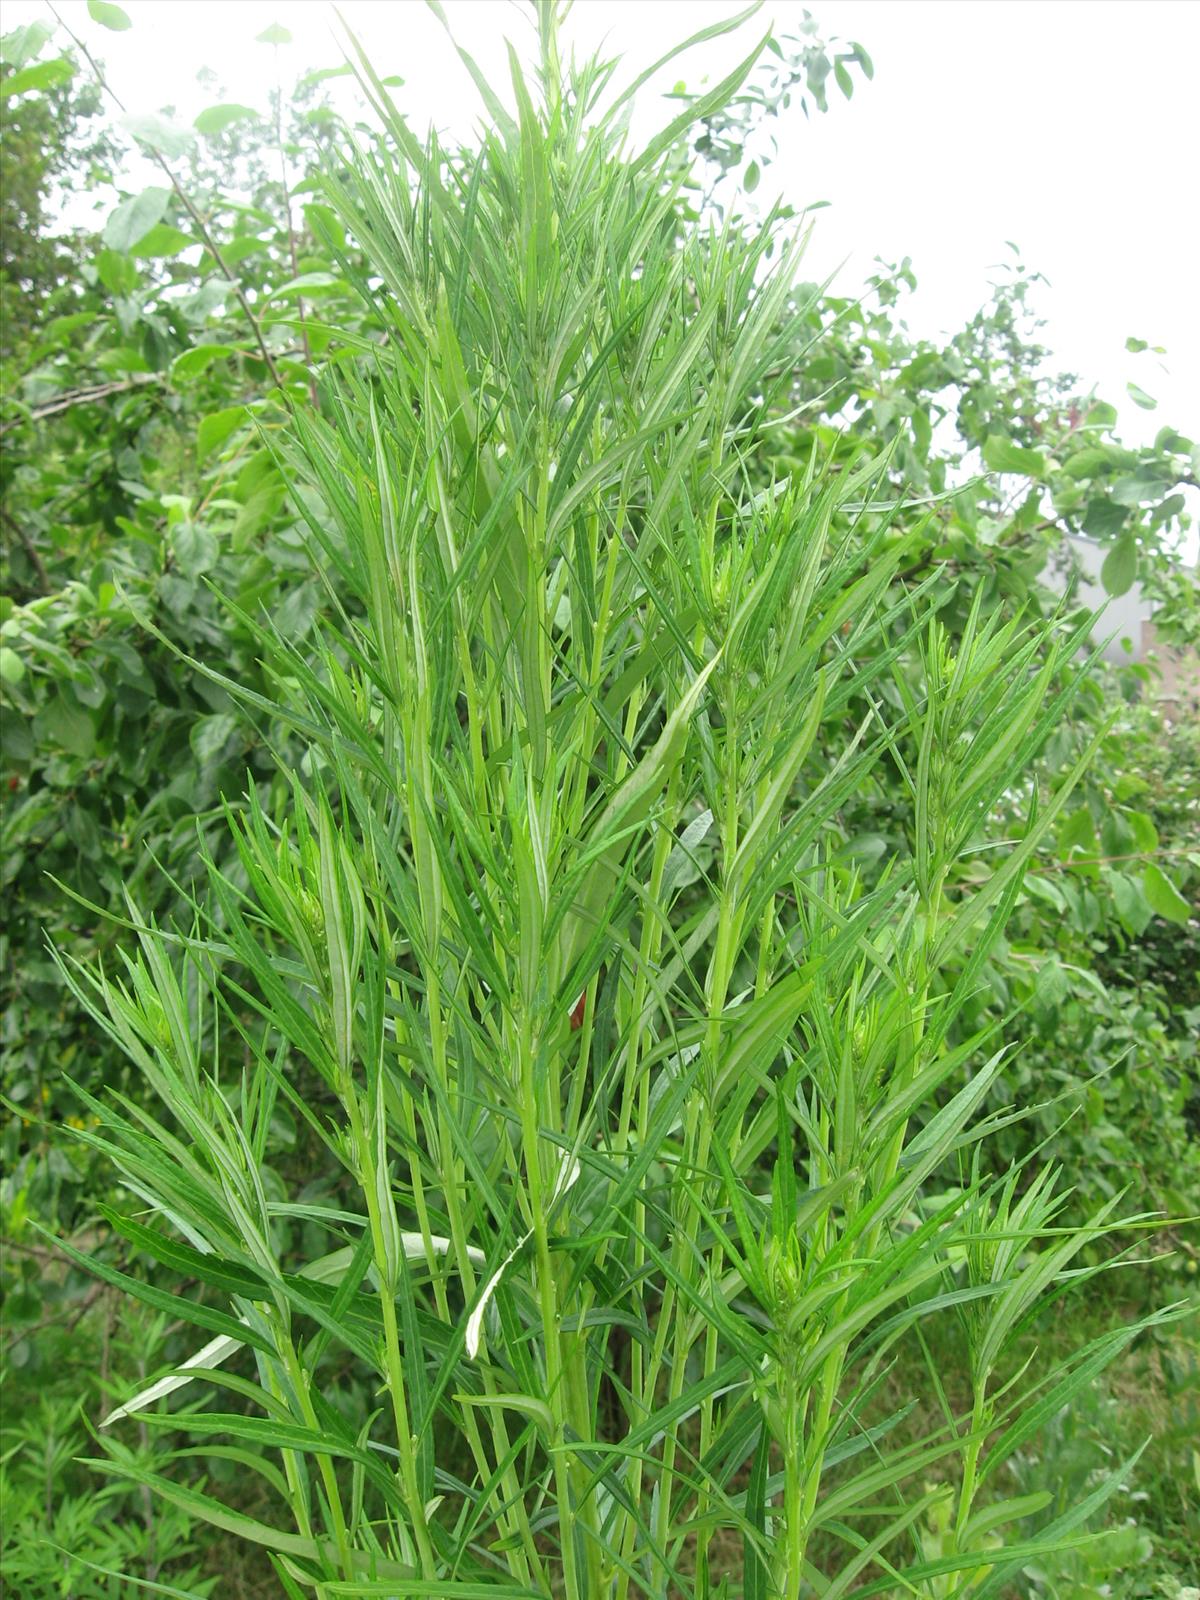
280;1336;357;1584
781;1397;805;1600
518;1015;587;1600
346;1088;437;1577
780;1344;844;1597
954;1385;988;1557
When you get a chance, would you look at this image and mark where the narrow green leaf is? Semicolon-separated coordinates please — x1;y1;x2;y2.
743;1420;770;1600
633;30;772;175
89;1460;410;1573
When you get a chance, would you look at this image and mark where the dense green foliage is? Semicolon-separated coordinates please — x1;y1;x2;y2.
1;4;1196;1596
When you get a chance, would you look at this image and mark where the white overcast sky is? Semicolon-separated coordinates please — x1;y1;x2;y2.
11;0;1200;453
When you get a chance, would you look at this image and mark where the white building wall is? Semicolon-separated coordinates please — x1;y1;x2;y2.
1050;534;1151;663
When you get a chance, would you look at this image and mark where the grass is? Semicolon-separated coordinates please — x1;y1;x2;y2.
43;4;1193;1597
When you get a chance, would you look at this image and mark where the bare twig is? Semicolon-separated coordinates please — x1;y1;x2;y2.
0;373;162;436
0;1281;104;1356
0;1237;64;1260
269;40;316;404
1040;844;1199;876
1;504;51;592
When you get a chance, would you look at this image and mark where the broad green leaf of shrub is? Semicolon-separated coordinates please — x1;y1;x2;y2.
172;344;237;382
95;346;151;373
131;223;193;258
194;103;259;136
1058;807;1098;857
0;20;53;66
190;713;238;765
1;56;75;98
1099;810;1134;859
1061;448;1109;480
1127;810;1159;852
1101;534;1138;597
88;0;133;29
1108;870;1152;937
103;186;171;251
983;434;1046;477
34;693;95;758
268;272;341;299
122;112;195;160
197;405;249;459
220;234;271;266
171;522;219;576
1143;862;1191;924
1083;499;1128;540
1126;381;1157;410
95;246;140;295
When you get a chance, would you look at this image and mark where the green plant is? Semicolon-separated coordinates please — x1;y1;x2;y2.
29;5;1193;1598
1008;1337;1200;1600
0;1296;219;1598
976;692;1200;1224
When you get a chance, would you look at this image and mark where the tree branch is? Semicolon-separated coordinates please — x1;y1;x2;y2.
1;504;51;592
0;373;162;436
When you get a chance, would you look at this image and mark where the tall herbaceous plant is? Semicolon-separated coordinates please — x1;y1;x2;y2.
58;5;1174;1596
